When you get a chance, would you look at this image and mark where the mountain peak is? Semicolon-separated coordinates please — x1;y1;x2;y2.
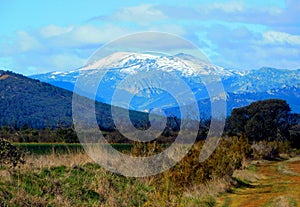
82;52;157;71
30;59;300;115
80;52;230;77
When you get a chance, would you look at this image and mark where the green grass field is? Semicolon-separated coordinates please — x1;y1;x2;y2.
2;139;298;206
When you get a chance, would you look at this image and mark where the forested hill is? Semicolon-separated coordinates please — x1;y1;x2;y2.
0;70;75;128
0;70;152;131
0;70;116;130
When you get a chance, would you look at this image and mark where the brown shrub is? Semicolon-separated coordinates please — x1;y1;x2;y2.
131;135;251;191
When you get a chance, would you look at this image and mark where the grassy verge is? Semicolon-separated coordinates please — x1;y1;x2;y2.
2;136;251;206
0;152;234;207
4;137;297;206
14;143;134;155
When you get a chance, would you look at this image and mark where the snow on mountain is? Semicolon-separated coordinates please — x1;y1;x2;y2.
223;67;300;94
30;52;300;115
80;52;232;77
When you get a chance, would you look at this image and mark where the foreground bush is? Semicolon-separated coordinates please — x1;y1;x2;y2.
130;136;252;206
0;138;25;168
131;136;251;189
165;136;251;187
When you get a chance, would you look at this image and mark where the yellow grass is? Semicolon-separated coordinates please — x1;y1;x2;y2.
21;152;93;171
217;157;300;207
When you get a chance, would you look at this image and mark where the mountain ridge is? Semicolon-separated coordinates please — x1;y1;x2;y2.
30;52;300;115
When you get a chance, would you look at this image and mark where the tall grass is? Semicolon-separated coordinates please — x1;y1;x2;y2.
0;135;260;206
14;143;134;155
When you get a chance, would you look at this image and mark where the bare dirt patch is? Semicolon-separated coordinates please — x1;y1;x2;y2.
0;74;9;80
217;157;300;207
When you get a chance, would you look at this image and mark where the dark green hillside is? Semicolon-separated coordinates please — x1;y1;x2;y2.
0;70;75;129
0;70;152;133
0;70;185;144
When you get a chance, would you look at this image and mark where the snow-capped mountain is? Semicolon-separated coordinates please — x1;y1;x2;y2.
81;52;233;77
223;67;300;93
30;52;300;115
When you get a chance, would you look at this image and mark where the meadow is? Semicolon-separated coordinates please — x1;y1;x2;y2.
1;137;299;206
14;143;133;155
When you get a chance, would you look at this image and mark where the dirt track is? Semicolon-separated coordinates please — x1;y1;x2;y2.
217;157;300;207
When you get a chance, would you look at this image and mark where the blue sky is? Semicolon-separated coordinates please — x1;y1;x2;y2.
0;0;299;75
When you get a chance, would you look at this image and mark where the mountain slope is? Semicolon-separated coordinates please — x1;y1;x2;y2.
0;70;149;130
0;70;74;128
31;52;229;114
30;52;300;115
223;67;300;93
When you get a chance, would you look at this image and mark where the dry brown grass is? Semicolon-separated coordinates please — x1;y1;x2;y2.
21;152;93;171
183;176;232;199
0;169;11;182
266;196;296;207
0;136;257;206
233;169;266;183
1;152;150;207
217;157;300;207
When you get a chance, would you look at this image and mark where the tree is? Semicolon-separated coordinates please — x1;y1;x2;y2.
289;114;300;148
227;99;291;142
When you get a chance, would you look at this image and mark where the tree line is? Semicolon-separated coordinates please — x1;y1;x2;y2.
0;99;299;148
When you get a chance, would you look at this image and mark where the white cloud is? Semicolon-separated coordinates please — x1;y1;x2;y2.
210;1;245;13
251;45;300;69
9;52;87;75
263;31;300;45
62;25;107;45
111;4;167;26
71;24;130;44
15;31;44;53
42;24;135;49
105;31;198;53
0;31;46;56
148;24;186;36
0;23;137;74
1;2;300;75
40;25;73;38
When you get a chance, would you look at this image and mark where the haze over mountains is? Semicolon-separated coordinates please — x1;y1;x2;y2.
31;52;300;115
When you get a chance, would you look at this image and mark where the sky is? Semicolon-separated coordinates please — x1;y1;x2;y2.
0;0;299;75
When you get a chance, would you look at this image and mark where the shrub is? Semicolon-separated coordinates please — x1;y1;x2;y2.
251;141;291;160
0;138;25;168
133;136;252;191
